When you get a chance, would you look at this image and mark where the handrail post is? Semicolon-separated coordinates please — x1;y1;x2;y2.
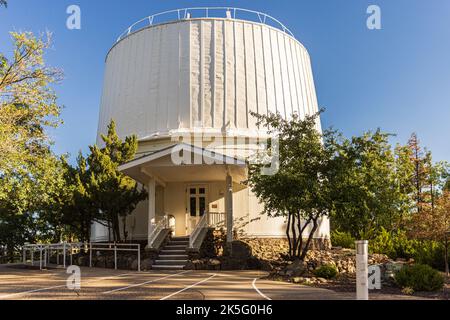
39;247;43;271
63;242;66;268
114;244;117;270
31;248;34;266
89;243;92;268
22;247;26;264
137;244;141;272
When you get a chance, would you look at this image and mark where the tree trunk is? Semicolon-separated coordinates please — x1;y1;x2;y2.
286;213;293;258
113;214;121;243
299;218;319;261
291;213;298;258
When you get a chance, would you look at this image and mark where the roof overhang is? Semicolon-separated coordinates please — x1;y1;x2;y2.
119;143;247;185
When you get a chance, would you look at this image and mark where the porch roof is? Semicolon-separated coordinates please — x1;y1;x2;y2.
118;143;247;185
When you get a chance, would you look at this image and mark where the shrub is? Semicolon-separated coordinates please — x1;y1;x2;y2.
314;264;338;279
369;228;448;271
331;230;355;249
394;264;444;292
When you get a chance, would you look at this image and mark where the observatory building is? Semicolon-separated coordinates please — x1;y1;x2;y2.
93;8;330;250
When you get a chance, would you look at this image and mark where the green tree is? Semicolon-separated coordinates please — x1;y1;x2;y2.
247;112;335;260
0;1;7;8
87;120;147;242
0;32;62;174
0;32;63;257
408;191;450;275
330;130;418;239
445;178;450;192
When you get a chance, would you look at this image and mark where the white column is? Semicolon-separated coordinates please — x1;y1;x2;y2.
147;177;156;247
356;240;369;300
225;174;233;248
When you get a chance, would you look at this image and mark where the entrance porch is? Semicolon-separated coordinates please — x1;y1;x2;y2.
118;144;247;249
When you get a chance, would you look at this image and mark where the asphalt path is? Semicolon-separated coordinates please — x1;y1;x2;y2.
0;265;350;300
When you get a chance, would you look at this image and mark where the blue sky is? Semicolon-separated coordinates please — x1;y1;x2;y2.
1;0;449;163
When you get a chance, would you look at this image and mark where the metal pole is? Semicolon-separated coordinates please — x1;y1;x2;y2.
89;243;92;268
39;248;43;271
22;247;26;264
44;248;47;268
114;244;117;270
31;248;34;266
356;240;369;300
137;244;141;272
63;242;66;268
70;244;73;266
56;247;59;265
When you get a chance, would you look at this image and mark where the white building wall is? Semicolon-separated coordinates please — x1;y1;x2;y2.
97;18;321;144
94;17;328;242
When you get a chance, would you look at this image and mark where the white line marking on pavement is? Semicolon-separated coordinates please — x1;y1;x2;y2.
160;274;217;300
252;278;272;300
103;270;190;294
0;272;134;300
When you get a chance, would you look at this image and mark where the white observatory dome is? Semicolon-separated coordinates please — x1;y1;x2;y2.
97;8;320;144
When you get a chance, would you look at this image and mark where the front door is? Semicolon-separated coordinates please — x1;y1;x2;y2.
186;185;208;234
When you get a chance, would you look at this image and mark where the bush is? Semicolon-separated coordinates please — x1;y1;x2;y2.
331;230;355;249
369;228;449;271
314;264;338;279
394;264;444;292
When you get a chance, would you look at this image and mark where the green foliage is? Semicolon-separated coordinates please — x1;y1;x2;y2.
247;111;335;260
314;264;338;279
331;230;355;249
368;228;448;271
84;120;147;242
0;32;64;255
330;132;415;239
395;264;444;292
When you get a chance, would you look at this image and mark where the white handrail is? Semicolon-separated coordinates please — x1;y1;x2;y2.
148;215;169;249
23;242;141;272
116;7;294;42
189;213;209;248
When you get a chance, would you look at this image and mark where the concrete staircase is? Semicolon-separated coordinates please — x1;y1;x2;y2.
152;236;189;270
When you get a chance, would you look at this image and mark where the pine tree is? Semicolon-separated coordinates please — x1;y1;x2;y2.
87;120;147;242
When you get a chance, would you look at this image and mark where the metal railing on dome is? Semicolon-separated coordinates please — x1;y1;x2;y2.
116;7;294;42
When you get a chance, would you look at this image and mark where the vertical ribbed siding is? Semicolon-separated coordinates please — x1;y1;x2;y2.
98;19;320;144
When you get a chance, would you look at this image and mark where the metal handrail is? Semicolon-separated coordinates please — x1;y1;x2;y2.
148;215;169;249
116;7;294;42
189;213;209;248
23;242;141;272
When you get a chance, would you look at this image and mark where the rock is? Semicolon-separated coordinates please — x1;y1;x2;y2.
208;258;221;266
284;260;307;277
260;260;273;272
140;258;153;271
292;277;305;284
317;277;328;283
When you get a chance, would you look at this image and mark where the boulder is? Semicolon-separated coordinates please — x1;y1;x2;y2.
141;258;153;271
284;260;307;277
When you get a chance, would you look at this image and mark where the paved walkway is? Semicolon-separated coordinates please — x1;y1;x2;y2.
0;265;428;300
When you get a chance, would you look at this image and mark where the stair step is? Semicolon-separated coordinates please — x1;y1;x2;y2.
171;237;189;239
164;245;187;249
158;255;188;260
152;265;185;270
154;260;188;265
168;241;189;245
160;249;186;254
